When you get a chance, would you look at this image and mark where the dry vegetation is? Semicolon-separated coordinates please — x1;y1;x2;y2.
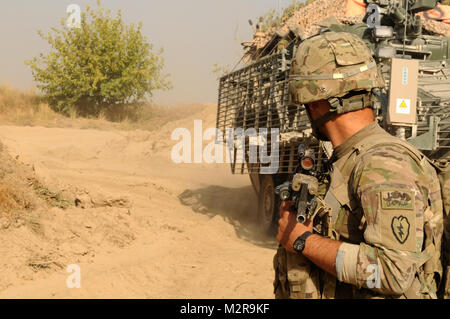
0;139;52;220
0;84;206;132
0;83;211;219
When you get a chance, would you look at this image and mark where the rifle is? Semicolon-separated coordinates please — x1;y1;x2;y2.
273;143;331;299
275;144;330;225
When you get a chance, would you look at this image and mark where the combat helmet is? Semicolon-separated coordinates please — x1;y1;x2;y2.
289;31;385;138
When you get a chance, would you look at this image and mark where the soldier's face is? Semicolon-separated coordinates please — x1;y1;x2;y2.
306;100;331;121
305;100;332;141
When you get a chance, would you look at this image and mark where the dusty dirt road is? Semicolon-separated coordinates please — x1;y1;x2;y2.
0;105;277;298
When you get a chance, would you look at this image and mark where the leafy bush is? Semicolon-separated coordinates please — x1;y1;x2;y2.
26;2;171;117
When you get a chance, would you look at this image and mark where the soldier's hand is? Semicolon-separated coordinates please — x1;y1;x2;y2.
276;201;313;253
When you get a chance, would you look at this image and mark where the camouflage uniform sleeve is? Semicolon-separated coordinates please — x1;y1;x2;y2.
336;145;426;295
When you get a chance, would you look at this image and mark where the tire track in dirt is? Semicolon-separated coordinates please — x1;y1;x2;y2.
0;105;277;298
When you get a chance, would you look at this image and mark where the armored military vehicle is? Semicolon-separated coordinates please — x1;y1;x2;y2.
216;0;450;232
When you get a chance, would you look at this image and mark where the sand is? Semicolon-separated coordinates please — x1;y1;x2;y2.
0;104;277;298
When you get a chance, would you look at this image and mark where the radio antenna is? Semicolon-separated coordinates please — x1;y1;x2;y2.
403;0;409;57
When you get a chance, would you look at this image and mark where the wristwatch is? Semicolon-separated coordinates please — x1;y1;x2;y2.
293;231;313;254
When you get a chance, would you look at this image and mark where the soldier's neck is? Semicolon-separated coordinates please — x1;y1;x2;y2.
324;109;375;148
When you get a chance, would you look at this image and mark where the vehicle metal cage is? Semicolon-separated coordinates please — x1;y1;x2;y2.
217;52;450;174
216;51;324;174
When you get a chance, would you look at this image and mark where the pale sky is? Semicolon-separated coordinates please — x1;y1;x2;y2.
0;0;297;106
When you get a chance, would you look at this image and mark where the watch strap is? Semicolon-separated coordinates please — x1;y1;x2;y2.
293;231;313;254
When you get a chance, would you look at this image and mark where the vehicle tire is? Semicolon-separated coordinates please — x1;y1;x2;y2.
248;170;260;195
257;175;279;234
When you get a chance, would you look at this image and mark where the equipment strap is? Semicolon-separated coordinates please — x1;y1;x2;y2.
290;61;377;81
313;93;373;128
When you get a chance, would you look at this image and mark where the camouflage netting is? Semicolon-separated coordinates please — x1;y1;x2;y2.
421;16;450;35
243;0;450;61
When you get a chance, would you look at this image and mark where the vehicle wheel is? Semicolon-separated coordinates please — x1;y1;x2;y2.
257;175;279;234
248;170;260;195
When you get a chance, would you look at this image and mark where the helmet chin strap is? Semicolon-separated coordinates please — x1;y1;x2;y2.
306;92;374;141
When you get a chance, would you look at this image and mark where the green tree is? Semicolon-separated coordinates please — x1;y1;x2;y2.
26;2;171;117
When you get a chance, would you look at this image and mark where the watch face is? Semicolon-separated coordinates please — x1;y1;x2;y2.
293;238;305;253
293;232;312;253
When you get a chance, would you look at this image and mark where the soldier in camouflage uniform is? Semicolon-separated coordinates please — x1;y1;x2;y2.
275;31;444;298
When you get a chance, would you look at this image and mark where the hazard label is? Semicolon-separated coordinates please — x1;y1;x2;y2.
396;98;411;114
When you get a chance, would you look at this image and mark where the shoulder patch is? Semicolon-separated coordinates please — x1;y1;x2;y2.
380;191;414;210
391;215;410;244
379;210;417;252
